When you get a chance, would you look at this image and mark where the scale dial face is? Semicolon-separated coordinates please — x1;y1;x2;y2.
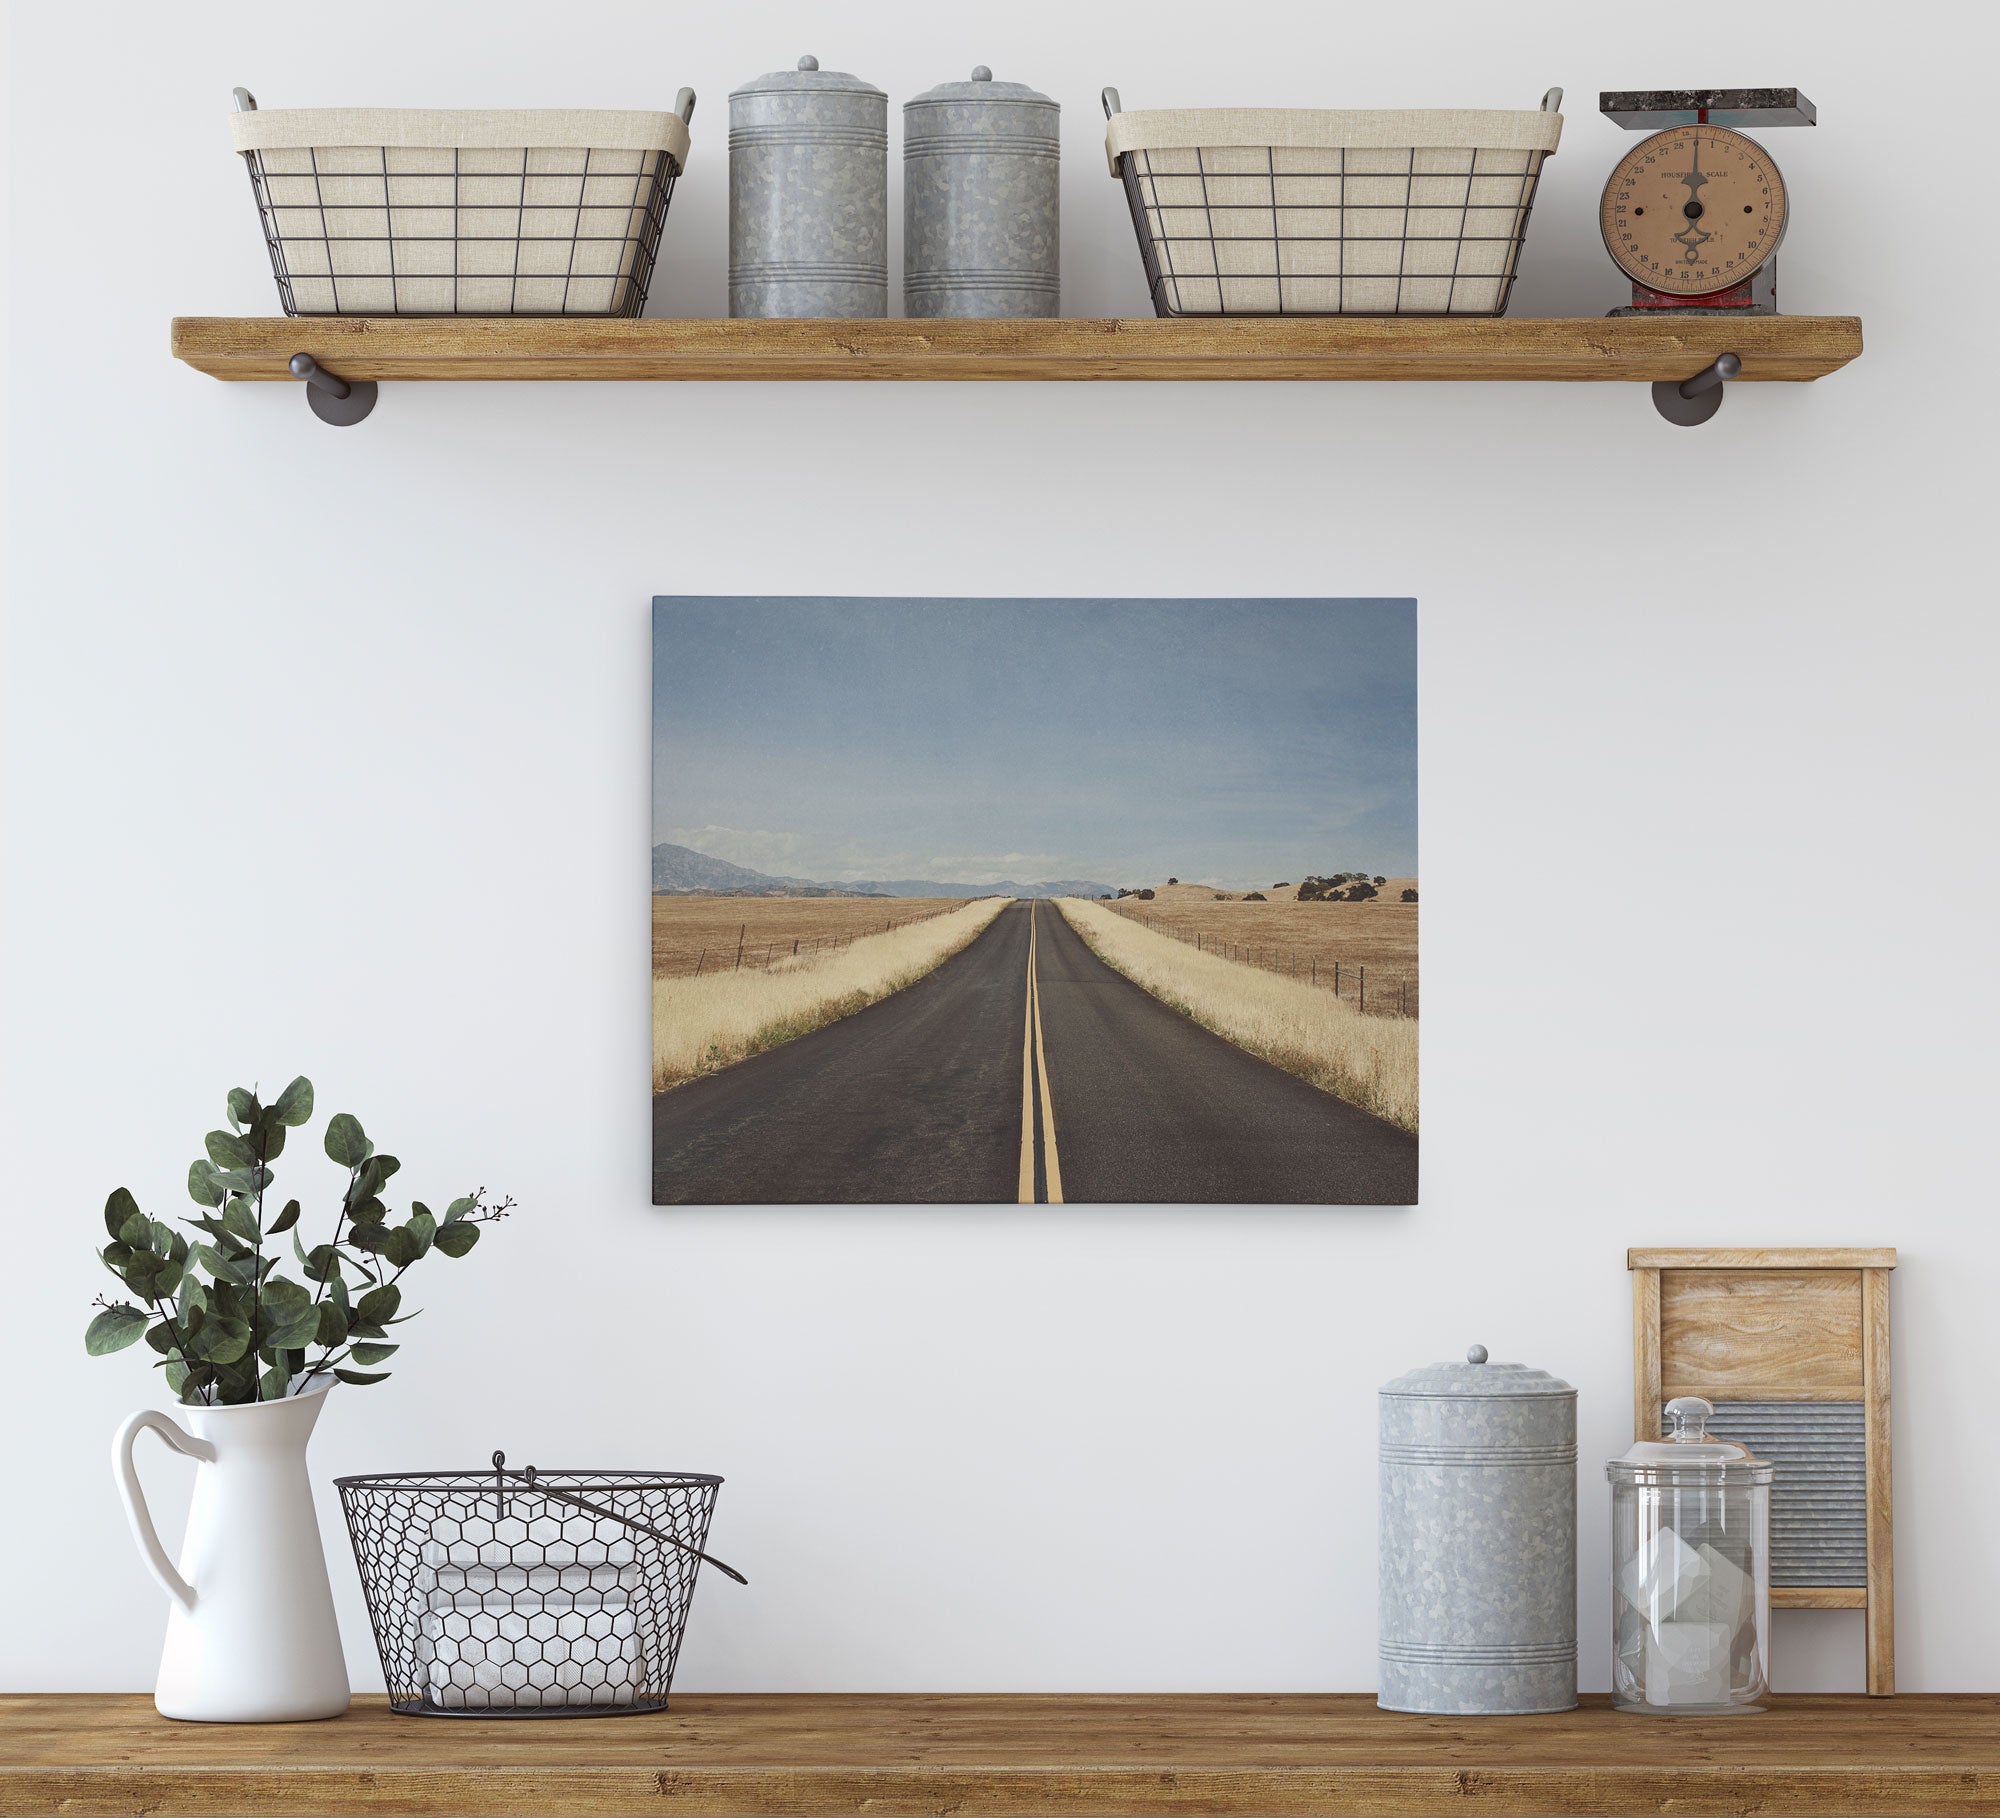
1599;124;1788;296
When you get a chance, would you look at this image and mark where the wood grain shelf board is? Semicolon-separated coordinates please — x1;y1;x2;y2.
7;1693;1999;1818
169;315;1865;384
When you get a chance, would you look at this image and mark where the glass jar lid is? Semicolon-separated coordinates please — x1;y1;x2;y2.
1379;1343;1575;1399
1607;1396;1775;1484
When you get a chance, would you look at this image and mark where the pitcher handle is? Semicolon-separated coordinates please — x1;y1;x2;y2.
113;1409;216;1611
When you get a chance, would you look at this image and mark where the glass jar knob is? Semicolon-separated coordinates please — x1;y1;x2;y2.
1664;1395;1714;1439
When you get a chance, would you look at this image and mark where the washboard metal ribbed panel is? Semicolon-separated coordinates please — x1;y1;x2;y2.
1704;1401;1867;1585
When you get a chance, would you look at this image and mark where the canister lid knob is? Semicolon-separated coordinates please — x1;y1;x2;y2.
972;66;992;81
1466;1343;1488;1364
798;55;819;71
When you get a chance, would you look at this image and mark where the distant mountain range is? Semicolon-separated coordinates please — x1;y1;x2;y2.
651;842;1115;900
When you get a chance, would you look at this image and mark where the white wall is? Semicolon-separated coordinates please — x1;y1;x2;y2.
5;0;1996;1695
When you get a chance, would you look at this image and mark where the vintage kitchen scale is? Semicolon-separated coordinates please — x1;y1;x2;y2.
1599;88;1815;423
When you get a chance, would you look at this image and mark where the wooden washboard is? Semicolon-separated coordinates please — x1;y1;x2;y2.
1628;1247;1896;1694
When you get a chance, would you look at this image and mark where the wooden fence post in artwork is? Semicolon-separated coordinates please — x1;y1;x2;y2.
694;949;706;978
734;923;746;971
1359;965;1366;1013
793;939;799;955
1334;961;1341;996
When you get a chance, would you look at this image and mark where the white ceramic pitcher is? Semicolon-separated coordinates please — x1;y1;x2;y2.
113;1382;350;1722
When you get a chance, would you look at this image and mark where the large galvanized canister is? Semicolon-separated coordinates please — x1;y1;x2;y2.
729;55;887;317
903;66;1060;318
1378;1345;1577;1714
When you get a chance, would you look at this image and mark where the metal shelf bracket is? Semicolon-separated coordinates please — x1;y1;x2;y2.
290;352;377;427
1653;352;1740;426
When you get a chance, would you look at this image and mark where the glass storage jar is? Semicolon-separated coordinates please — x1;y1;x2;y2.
1607;1396;1773;1713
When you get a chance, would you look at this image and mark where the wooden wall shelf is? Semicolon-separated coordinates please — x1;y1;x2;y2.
171;314;1863;387
6;1692;1997;1817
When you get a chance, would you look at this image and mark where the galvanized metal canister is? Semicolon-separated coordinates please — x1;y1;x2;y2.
729;55;887;317
903;66;1060;317
1378;1345;1577;1715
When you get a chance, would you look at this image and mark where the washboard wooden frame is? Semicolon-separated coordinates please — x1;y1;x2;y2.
1628;1246;1896;1695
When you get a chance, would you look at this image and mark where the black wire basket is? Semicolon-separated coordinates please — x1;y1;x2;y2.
337;1454;743;1717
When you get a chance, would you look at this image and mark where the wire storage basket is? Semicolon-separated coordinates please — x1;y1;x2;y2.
1103;90;1563;316
338;1455;742;1716
230;91;695;316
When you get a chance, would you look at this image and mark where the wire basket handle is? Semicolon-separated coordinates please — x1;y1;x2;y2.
490;1452;747;1586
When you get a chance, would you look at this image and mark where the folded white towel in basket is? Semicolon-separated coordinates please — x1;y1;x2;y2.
415;1538;646;1710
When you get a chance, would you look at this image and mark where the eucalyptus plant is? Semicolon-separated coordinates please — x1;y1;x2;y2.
86;1076;512;1405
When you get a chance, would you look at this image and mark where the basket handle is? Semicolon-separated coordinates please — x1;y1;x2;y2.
113;1409;216;1612
1102;87;1122;119
492;1454;748;1586
674;87;696;126
1541;86;1563;113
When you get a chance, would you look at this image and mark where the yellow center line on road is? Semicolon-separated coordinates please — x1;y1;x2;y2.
1017;903;1036;1204
1031;925;1064;1205
1014;901;1065;1206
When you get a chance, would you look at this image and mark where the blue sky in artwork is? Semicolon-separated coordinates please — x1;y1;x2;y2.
653;597;1416;890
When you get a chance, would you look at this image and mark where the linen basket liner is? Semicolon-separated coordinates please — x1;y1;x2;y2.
231;107;690;165
1105;107;1561;174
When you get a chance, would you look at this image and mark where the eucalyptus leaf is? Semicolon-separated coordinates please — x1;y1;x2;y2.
164;1359;191;1397
258;1121;287;1163
118;1210;151;1247
227;1088;258;1129
347;1222;390;1254
100;1242;134;1276
85;1304;150;1355
189;1314;252;1366
433;1221;480;1258
269;1198;301;1235
274;1076;314;1126
261;1279;310;1317
333;1368;391;1386
152;1259;184;1299
268;1310;320;1352
348;1342;399;1366
222;1197;260;1244
356;1283;401;1325
186;1160;225;1208
206;1128;256;1170
381;1225;421;1269
324;1113;368;1167
104;1187;142;1240
303;1243;343;1282
315;1302;350;1348
145;1318;179;1355
261;1360;292;1400
444;1195;477;1221
348;1195;388;1228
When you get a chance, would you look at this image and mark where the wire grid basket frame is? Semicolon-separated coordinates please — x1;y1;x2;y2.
338;1466;723;1716
1118;143;1549;317
242;143;684;317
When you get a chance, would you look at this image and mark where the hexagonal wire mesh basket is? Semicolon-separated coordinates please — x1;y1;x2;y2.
338;1454;744;1716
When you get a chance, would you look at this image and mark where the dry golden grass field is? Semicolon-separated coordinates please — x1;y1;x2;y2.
652;895;976;978
1106;880;1419;1017
653;896;1009;1092
1058;898;1418;1131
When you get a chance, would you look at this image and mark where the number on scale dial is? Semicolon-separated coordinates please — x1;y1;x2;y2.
1599;124;1788;295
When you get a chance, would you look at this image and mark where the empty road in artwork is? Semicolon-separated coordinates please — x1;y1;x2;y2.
653;901;1417;1204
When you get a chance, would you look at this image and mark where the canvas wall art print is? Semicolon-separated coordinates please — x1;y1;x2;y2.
652;597;1417;1206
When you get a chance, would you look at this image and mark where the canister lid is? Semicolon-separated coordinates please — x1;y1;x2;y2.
732;54;886;100
1379;1343;1576;1399
1607;1396;1775;1484
906;66;1058;110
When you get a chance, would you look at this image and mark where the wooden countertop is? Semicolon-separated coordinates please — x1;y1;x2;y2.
4;1692;1997;1816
